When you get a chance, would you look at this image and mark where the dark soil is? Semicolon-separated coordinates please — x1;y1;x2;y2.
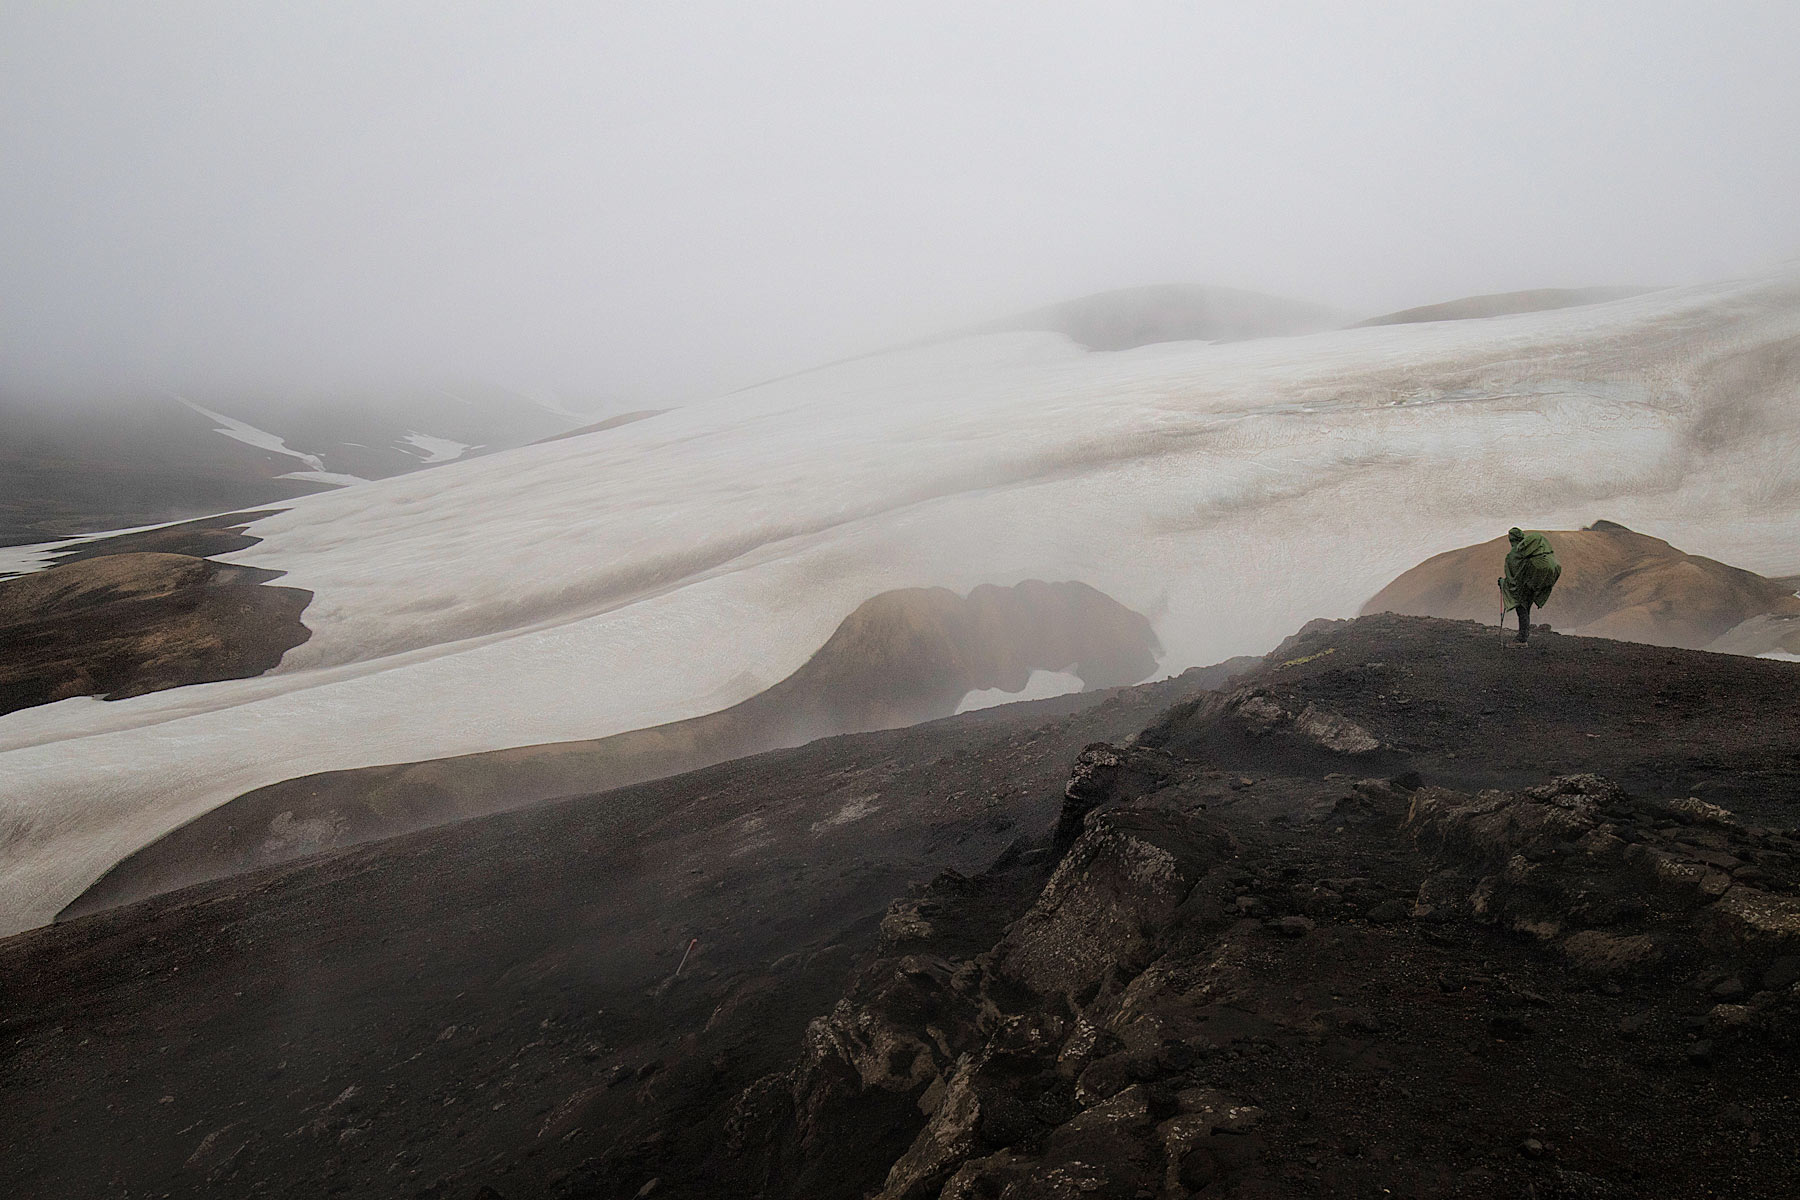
2;615;1797;1199
0;382;329;545
0;666;1242;1199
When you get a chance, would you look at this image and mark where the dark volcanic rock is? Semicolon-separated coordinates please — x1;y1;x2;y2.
994;808;1232;1007
1406;774;1800;986
1137;680;1401;778
701;622;1800;1200
874;1016;1074;1200
1052;742;1178;847
10;614;1800;1200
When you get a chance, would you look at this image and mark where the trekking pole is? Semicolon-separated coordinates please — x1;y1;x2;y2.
673;937;699;979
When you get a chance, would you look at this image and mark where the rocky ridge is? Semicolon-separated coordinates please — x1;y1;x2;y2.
590;622;1800;1200
6;616;1799;1199
679;756;1800;1198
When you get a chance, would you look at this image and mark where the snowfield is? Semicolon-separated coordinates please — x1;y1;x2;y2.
399;430;476;464
177;398;335;470
3;273;1799;934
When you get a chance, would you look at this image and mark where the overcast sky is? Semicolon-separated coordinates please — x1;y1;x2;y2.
3;2;1797;409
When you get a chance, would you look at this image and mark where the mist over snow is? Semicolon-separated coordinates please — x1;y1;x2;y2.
2;3;1798;408
3;275;1800;933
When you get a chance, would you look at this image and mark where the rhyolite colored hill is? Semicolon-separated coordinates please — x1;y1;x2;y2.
1362;521;1800;653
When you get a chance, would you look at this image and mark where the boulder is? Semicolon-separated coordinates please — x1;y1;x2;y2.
875;1016;1070;1200
994;809;1232;1006
1708;889;1800;954
1053;743;1175;848
788;953;987;1165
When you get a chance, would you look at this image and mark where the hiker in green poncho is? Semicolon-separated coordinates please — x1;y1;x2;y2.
1499;528;1561;643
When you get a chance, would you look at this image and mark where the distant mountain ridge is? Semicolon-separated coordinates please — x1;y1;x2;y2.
972;283;1348;350
731;283;1350;396
0;387;579;545
1355;286;1658;328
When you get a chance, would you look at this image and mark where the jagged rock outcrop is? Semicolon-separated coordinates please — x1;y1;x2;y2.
1053;743;1179;847
876;1014;1076;1200
733;745;1264;1200
727;719;1800;1199
993;808;1232;1008
1134;681;1395;774
1406;774;1800;1043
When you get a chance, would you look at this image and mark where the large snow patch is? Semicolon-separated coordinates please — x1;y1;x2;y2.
2;274;1799;933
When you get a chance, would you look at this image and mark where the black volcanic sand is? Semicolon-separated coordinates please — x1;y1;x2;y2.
0;550;311;715
66;581;1171;920
3;615;1799;1198
0;670;1238;1199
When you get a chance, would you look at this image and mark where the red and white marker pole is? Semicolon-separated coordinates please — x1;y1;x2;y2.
673;937;699;978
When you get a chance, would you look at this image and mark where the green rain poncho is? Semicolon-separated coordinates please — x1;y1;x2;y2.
1501;528;1561;614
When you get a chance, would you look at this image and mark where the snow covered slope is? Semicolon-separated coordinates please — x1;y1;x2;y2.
3;273;1799;934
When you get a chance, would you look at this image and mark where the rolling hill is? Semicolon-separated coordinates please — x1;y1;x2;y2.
1362;520;1800;653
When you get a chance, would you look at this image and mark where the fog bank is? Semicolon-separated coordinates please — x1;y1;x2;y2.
3;3;1797;407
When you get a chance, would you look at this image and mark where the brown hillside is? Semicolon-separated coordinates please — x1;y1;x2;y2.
0;551;312;714
1361;521;1800;651
63;580;1173;919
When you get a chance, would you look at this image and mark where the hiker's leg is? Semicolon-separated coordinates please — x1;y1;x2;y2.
1516;600;1532;641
